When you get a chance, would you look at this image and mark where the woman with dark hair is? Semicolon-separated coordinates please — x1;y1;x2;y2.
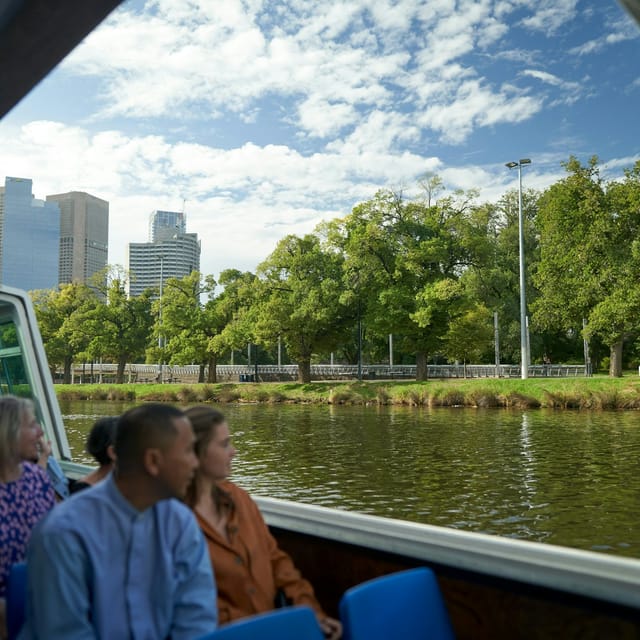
69;416;118;494
184;406;342;639
0;395;55;635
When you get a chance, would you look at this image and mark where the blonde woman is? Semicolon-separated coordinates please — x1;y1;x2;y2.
0;396;55;636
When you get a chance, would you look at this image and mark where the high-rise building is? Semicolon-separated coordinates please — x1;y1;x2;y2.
0;177;60;291
46;191;109;285
149;210;186;242
128;210;200;297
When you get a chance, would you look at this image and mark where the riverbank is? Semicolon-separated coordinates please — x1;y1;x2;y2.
54;376;640;409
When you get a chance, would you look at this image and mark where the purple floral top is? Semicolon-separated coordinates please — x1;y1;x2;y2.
0;462;55;596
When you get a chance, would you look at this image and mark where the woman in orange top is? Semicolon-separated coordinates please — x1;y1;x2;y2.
184;406;342;639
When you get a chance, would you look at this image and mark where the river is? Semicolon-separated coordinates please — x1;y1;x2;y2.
59;400;640;558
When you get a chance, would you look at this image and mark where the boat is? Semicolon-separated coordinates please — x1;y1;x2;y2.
2;2;640;637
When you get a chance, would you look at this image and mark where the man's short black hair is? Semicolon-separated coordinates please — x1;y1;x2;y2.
115;404;187;472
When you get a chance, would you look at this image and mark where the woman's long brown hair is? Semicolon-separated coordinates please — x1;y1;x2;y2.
184;405;234;514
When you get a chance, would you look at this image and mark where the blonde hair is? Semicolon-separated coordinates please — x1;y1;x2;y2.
0;395;34;470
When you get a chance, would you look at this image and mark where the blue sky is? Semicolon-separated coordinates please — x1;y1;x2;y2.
1;0;639;279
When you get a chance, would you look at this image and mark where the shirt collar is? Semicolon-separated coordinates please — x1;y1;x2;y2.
103;472;150;517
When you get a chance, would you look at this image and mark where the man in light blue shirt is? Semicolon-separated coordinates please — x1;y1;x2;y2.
21;403;218;639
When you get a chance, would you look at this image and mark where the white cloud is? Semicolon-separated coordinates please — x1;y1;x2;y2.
297;98;357;138
417;79;541;144
54;0;553;148
522;69;582;90
63;1;407;127
519;0;579;35
569;18;638;56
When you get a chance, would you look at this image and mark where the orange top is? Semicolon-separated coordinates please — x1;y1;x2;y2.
195;481;326;625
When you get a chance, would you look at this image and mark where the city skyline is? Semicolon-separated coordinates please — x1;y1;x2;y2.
1;0;639;280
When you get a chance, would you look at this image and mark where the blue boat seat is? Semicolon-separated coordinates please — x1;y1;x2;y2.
197;605;324;640
339;567;455;640
6;562;27;640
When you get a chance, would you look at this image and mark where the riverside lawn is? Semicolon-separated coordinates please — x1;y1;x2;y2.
54;376;640;410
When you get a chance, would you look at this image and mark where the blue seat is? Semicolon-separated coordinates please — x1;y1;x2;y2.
198;606;324;640
339;567;455;640
6;562;27;640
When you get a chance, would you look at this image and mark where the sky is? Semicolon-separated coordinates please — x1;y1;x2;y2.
1;0;639;279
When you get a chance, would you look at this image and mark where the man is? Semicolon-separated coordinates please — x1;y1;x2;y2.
21;404;218;639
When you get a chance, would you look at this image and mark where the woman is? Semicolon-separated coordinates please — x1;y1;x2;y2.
69;416;117;494
0;396;56;634
185;406;342;639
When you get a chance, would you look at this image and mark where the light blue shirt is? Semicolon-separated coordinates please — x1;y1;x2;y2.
21;474;217;639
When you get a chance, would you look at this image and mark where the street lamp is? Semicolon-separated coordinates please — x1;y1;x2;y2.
505;158;531;379
158;254;165;383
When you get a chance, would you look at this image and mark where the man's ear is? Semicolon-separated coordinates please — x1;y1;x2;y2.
143;448;163;477
106;444;116;463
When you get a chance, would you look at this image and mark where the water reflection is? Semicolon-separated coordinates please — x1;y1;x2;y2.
59;400;640;558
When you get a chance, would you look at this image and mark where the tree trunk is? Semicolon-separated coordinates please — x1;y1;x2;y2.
416;351;428;381
609;341;623;377
63;355;72;384
198;364;205;383
207;354;217;383
298;358;311;383
116;356;127;384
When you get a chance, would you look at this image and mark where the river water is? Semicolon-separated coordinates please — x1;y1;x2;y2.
60;400;640;558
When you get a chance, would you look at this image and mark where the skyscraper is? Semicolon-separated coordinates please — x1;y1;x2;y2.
0;177;60;291
149;210;186;242
127;210;200;297
46;191;109;285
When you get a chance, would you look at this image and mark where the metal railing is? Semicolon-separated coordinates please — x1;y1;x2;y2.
59;363;589;383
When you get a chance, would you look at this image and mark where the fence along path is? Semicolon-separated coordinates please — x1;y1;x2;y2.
62;363;588;383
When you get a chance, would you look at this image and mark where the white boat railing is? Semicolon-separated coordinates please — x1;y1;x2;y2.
255;495;640;610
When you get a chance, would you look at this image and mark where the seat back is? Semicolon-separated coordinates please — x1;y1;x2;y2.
339;567;455;640
6;562;27;640
197;606;325;640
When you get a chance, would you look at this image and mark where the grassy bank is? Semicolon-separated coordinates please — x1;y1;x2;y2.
54;375;640;409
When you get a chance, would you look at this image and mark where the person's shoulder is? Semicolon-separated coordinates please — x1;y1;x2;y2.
21;461;53;491
156;499;205;545
157;497;198;522
221;481;256;507
22;460;48;481
39;478;109;528
222;480;249;498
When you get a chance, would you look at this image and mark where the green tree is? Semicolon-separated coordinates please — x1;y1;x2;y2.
533;157;640;376
89;268;154;383
152;271;228;382
442;303;495;374
325;186;489;379
31;283;100;382
209;269;258;366
252;234;349;382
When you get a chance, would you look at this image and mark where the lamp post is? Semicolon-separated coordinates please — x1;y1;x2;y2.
505;158;531;379
158;254;165;383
